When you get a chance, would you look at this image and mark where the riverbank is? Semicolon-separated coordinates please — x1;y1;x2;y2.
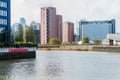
37;45;120;52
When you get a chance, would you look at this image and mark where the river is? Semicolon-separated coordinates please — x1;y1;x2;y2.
0;51;120;80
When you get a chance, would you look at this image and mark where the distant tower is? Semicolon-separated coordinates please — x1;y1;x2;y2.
41;7;62;44
20;17;26;42
20;18;26;26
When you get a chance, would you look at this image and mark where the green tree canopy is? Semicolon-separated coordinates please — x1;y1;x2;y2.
82;36;89;44
48;38;61;45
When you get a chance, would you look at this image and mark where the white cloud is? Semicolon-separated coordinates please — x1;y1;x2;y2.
11;0;120;32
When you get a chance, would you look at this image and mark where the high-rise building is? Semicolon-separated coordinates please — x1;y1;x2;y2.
79;19;115;40
62;22;74;43
56;15;62;42
19;18;27;42
20;17;26;26
75;20;81;42
31;21;40;44
0;0;11;43
41;7;62;44
12;23;23;42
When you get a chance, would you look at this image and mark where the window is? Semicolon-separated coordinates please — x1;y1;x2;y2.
3;19;7;25
0;19;7;25
0;1;7;8
0;10;7;16
4;11;7;16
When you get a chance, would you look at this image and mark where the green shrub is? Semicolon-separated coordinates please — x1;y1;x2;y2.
48;38;61;45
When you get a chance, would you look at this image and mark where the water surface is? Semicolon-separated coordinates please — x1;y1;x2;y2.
0;51;120;80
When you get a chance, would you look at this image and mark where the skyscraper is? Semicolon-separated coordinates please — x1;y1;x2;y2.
56;15;62;42
20;17;26;26
41;7;62;44
19;17;27;42
75;20;81;42
62;22;74;43
79;19;116;40
12;23;23;42
31;21;40;44
0;0;11;43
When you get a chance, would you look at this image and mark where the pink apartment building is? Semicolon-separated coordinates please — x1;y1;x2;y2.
41;7;62;44
56;15;62;42
62;22;74;43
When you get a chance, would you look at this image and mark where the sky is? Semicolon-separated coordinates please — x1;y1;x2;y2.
11;0;120;32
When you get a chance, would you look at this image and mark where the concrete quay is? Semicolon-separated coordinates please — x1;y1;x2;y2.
37;45;120;52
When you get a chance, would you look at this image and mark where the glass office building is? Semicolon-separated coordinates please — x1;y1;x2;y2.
0;0;10;43
79;19;115;40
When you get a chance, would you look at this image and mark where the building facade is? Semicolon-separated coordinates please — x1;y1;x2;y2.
75;20;81;42
31;21;40;44
41;7;62;44
0;0;11;43
56;15;62;42
19;18;27;42
62;22;74;43
11;23;23;42
79;19;115;40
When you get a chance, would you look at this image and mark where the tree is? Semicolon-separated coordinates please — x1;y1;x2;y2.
48;38;61;45
26;26;35;43
82;36;89;44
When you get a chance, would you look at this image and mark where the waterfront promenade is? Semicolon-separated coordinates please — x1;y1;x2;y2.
37;45;120;52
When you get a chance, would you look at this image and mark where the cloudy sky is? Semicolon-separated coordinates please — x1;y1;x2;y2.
11;0;120;32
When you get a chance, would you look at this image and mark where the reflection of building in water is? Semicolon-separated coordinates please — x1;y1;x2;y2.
45;62;64;77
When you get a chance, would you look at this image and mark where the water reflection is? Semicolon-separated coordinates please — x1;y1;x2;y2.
0;61;12;80
0;59;36;80
1;51;120;80
45;62;64;77
13;60;35;74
